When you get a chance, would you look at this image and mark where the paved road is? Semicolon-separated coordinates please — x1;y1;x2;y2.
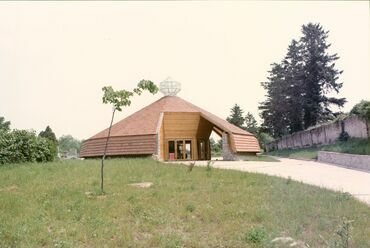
175;158;370;205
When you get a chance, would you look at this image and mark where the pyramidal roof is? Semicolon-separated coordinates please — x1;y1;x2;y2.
89;96;252;140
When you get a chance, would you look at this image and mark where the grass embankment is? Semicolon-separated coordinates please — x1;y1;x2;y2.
1;158;369;247
266;138;370;160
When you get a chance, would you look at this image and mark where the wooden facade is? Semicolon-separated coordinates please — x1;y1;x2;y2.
79;96;260;160
159;112;213;160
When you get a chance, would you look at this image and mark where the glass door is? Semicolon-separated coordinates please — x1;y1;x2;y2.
168;141;175;160
185;140;192;160
168;140;192;160
176;141;184;160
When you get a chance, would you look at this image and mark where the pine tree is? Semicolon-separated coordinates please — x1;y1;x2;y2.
259;63;290;137
282;39;305;133
226;104;245;129
245;112;258;134
259;23;346;137
300;23;346;128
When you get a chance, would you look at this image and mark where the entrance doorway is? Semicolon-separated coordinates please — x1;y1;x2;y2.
168;140;192;160
197;139;210;160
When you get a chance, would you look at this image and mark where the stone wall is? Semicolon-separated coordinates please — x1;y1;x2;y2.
222;132;237;160
266;116;369;151
318;151;370;172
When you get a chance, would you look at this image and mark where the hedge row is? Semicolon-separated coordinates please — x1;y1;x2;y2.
0;130;55;165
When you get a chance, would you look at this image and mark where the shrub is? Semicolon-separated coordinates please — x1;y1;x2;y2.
185;203;195;213
333;218;353;248
350;100;370;120
338;131;349;142
245;227;266;244
0;129;54;165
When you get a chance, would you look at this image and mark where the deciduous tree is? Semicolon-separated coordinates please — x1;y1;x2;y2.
100;80;158;192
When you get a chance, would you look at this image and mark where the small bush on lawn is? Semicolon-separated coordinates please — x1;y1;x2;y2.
245;227;266;244
185;203;195;213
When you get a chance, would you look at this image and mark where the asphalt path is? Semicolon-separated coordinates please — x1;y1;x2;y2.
174;157;370;205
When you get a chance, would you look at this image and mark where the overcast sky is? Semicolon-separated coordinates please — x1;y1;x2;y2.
0;1;369;140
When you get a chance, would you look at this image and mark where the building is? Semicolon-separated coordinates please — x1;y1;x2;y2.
80;81;260;160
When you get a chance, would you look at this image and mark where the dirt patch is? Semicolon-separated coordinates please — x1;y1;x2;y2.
85;191;107;199
128;182;153;188
0;185;19;192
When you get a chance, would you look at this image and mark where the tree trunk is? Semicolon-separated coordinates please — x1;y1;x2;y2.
101;108;116;192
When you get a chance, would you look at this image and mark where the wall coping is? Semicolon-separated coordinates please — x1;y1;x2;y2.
318;151;370;172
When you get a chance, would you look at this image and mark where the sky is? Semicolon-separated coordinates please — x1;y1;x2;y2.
0;1;369;140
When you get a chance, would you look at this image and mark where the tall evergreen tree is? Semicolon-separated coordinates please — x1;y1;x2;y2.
245;112;258;134
300;23;346;128
282;39;305;133
259;23;346;137
259;63;290;137
226;104;245;129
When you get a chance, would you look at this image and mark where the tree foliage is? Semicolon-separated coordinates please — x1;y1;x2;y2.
39;126;58;158
0;130;54;165
350;100;370;120
0;116;11;132
245;112;258;134
226;104;245;129
210;137;221;155
259;23;345;138
58;135;82;154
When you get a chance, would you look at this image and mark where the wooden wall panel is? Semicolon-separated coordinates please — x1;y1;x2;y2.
159;121;164;160
196;116;214;139
163;112;200;139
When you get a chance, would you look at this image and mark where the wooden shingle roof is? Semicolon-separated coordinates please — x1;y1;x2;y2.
90;96;254;139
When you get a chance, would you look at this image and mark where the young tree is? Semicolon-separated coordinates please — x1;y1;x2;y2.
100;80;158;192
0;116;11;132
226;104;245;129
244;112;258;134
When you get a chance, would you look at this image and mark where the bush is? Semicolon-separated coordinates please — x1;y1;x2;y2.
350;100;370;120
0;130;54;165
185;203;195;213
245;227;266;244
338;131;349;142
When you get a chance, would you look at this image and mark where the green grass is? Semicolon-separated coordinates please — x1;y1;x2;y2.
0;158;369;247
266;138;370;160
322;138;370;155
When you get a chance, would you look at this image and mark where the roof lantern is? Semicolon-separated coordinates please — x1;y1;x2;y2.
159;77;181;96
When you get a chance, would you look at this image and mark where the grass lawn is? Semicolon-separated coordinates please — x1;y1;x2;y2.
0;158;369;247
266;138;370;160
